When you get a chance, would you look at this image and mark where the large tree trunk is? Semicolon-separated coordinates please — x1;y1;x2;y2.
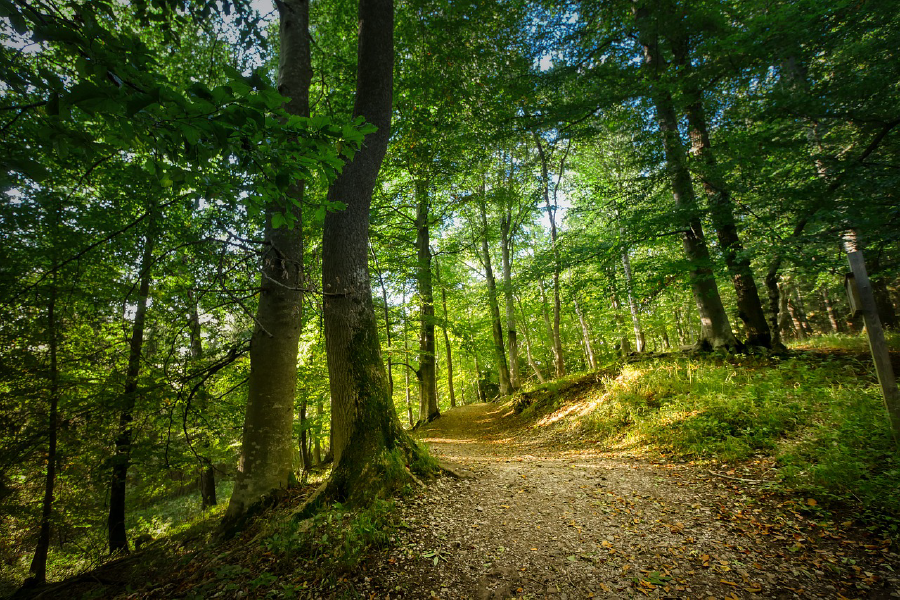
415;181;438;422
109;222;155;553
500;212;521;391
635;3;739;352
671;38;771;349
307;0;428;513
477;194;512;396
220;0;310;536
27;272;59;583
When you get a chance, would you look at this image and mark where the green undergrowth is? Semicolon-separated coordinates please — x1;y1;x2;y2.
517;349;900;527
790;331;900;352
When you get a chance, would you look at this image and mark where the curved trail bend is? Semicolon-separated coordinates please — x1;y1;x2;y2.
357;403;899;600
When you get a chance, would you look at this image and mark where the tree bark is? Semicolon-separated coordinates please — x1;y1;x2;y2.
370;246;393;397
477;194;512;395
109;220;155;553
415;181;438;422
635;2;740;352
402;290;414;427
220;0;310;536
538;279;559;369
821;287;842;333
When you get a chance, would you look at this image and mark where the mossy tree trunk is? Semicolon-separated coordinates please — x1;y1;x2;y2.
312;0;427;510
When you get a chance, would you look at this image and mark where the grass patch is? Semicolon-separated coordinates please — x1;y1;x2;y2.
554;352;899;525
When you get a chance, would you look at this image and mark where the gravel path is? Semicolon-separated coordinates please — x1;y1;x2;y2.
354;403;900;600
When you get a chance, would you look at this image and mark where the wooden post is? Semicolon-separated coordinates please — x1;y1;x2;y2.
846;250;900;446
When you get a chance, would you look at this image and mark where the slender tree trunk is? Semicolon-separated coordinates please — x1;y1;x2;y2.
371;247;393;397
439;281;456;407
534;136;567;377
109;223;155;553
538;279;559;369
28;272;59;583
821;287;842;333
572;291;596;369
611;291;631;355
473;349;485;402
477;194;512;395
313;399;323;466
621;250;645;352
415;181;438;422
500;212;521;390
188;300;216;510
635;3;739;352
402;291;414;427
516;297;546;383
220;0;310;535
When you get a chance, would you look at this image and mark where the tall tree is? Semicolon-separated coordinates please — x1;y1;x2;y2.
633;0;740;351
313;0;429;509
221;0;311;535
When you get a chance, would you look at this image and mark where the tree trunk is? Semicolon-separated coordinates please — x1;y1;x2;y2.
220;0;310;536
477;194;512;396
572;291;596;369
308;0;428;513
439;283;456;407
611;291;631;355
534;136;567;377
538;279;559;369
516;297;546;383
821;287;842;333
415;181;438;422
672;38;771;348
635;3;739;352
621;250;645;352
371;246;394;397
402;291;414;427
109;222;155;553
28;272;59;583
500;212;521;390
188;301;216;510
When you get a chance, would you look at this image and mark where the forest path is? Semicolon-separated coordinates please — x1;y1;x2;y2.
355;402;900;600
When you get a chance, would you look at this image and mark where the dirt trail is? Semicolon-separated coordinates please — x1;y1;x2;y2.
356;403;899;600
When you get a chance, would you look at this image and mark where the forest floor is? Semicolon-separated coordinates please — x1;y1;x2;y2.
9;352;900;600
348;400;900;600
